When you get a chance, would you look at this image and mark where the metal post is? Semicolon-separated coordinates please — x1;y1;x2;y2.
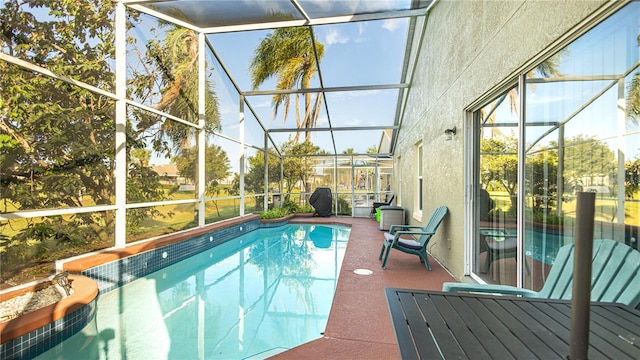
239;96;245;216
197;32;206;227
114;1;127;248
264;133;269;210
569;191;595;360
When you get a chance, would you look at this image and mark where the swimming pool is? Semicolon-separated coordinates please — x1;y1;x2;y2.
34;223;350;360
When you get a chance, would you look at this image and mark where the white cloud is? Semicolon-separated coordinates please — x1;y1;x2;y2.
252;99;273;108
219;104;234;115
316;115;329;126
341;116;363;127
325;28;349;45
526;91;567;104
351;22;371;43
382;18;401;32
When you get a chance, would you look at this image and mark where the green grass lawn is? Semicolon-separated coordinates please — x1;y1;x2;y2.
488;191;640;224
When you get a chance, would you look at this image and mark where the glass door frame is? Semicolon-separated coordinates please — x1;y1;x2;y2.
465;78;525;287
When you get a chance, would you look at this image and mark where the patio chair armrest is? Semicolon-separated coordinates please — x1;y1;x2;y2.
442;282;540;297
389;225;424;234
385;230;433;245
395;230;435;240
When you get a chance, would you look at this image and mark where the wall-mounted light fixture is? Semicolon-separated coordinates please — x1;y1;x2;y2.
444;126;456;140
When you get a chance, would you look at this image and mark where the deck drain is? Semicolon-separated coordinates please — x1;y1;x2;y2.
354;268;373;275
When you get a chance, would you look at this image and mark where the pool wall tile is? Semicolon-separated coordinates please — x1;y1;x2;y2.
84;218;260;293
0;299;96;360
259;219;291;228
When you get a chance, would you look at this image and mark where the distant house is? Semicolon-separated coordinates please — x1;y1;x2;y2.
377;129;393;155
151;164;187;185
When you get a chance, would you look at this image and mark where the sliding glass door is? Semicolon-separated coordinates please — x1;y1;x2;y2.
471;2;640;289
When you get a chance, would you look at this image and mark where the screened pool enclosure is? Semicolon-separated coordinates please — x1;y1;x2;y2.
0;1;425;285
3;0;640;295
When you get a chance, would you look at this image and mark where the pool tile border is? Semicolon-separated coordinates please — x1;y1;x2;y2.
71;215;261;293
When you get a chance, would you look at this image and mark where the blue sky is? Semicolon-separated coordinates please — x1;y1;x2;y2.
206;17;409;156
13;1;411;168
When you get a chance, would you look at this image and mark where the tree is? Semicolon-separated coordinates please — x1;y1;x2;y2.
525;148;559;211
131;148;151;167
244;150;282;210
625;158;640;199
173;144;230;187
1;0;122;280
224;173;241;213
137;24;220;150
554;135;616;191
244;139;320;205
126;162;167;232
481;56;565;134
281;139;320;200
173;143;231;217
626;35;640;123
227;173;240;197
481;136;519;213
249;27;324;142
0;1;220;282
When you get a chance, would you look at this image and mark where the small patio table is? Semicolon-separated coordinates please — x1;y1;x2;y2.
385;288;640;360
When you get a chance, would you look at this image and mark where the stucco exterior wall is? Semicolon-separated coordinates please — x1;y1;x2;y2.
397;0;608;278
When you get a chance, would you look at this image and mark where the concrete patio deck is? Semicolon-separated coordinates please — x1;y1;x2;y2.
271;216;456;360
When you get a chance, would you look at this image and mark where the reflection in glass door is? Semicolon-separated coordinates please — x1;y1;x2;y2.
471;2;640;291
474;84;520;286
522;2;640;292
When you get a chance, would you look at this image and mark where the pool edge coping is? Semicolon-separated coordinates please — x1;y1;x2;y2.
59;214;261;273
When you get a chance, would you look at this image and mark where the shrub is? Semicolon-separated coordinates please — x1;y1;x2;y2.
281;200;314;214
260;207;291;219
282;200;300;213
337;196;351;215
296;204;314;213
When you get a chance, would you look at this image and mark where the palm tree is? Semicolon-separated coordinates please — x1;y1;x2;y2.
147;25;220;150
142;24;222;222
249;26;325;142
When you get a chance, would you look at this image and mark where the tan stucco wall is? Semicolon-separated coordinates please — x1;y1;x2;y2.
396;0;609;278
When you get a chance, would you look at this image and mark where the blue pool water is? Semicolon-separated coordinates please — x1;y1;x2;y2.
524;227;572;265
483;227;571;265
35;224;350;360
